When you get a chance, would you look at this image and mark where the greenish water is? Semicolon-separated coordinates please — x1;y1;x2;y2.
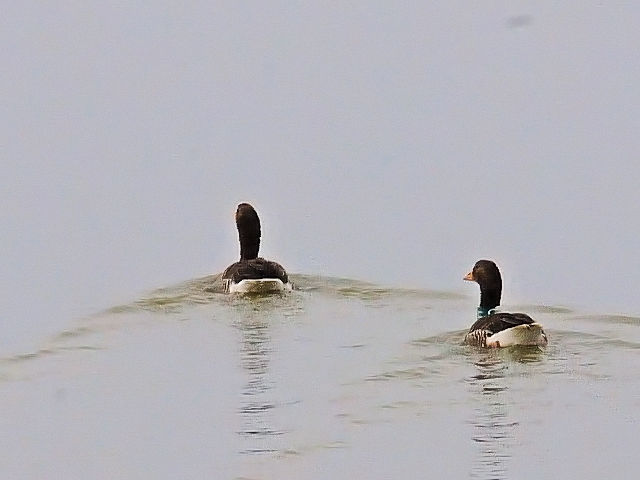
1;274;639;479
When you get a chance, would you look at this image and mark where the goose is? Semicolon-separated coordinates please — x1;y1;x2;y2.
222;203;290;294
463;260;548;347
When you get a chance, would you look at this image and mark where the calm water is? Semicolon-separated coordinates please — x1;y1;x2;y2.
1;274;638;479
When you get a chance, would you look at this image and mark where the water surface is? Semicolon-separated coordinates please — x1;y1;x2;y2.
1;274;638;479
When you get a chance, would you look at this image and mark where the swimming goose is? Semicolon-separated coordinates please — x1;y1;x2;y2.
222;203;291;293
463;260;548;347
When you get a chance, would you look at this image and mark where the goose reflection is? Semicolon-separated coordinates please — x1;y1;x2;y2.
466;347;545;479
466;352;515;480
232;295;293;455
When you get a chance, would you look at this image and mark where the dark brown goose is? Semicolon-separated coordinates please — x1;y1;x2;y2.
463;260;548;347
222;203;290;293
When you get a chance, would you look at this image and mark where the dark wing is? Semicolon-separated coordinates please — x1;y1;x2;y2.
222;258;288;284
468;312;535;335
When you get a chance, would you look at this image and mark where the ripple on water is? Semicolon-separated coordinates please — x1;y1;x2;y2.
4;272;640;479
572;314;640;325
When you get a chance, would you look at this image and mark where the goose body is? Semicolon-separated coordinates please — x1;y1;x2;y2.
222;258;290;294
464;312;547;348
464;260;548;348
226;278;291;294
222;203;291;294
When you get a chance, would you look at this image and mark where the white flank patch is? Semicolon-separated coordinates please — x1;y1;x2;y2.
486;323;548;347
228;278;292;294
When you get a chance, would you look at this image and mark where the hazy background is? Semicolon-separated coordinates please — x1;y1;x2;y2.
2;2;639;352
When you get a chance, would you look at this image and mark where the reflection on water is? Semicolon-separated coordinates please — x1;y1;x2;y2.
236;314;282;454
232;295;292;455
467;353;513;480
467;348;545;480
